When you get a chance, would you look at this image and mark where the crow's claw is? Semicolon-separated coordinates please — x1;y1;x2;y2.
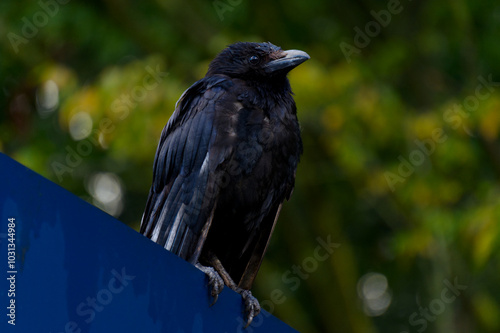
240;289;260;328
196;253;260;328
196;263;224;306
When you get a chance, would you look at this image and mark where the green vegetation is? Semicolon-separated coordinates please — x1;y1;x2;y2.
2;0;500;331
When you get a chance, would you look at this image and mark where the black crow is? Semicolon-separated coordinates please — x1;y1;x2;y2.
140;41;309;327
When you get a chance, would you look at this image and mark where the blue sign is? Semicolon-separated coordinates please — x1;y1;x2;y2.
0;153;298;333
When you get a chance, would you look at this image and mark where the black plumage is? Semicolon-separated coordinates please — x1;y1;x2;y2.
140;41;309;325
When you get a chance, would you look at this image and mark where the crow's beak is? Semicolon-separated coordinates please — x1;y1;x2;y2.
264;49;310;74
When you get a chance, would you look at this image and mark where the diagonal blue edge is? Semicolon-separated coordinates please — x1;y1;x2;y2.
0;153;298;333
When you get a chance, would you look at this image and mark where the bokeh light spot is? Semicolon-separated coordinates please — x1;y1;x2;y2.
69;111;93;141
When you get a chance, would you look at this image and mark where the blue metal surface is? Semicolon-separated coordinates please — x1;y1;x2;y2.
0;153;298;333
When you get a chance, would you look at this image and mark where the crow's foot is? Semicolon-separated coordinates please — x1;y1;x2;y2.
196;263;224;306
239;289;260;328
201;251;261;328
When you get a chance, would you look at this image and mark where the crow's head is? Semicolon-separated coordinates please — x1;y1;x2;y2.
206;42;309;81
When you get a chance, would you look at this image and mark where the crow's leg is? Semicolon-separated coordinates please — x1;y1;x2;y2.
195;262;224;306
203;251;260;328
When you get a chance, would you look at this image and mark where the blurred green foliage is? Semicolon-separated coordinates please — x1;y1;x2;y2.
2;0;500;332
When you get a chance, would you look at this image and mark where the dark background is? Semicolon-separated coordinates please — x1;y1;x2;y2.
2;0;500;332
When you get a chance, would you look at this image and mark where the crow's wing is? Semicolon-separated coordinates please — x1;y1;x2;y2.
140;76;235;264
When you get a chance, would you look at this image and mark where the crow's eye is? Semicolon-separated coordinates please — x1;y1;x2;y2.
248;55;260;65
